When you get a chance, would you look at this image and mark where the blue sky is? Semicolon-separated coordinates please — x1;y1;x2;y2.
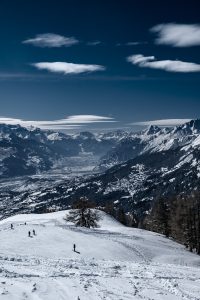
0;0;200;131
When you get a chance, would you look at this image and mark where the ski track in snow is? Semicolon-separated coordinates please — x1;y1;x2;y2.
0;211;200;300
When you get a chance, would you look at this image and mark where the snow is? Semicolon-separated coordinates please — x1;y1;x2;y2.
104;164;148;197
0;210;200;299
0;148;15;162
190;135;200;147
47;132;63;141
169;178;175;183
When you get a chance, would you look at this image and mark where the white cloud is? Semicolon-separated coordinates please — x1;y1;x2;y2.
131;119;192;127
116;41;146;46
32;62;106;74
127;54;200;72
23;33;79;47
63;115;115;123
0;115;115;130
126;41;147;46
151;23;200;47
87;41;101;46
126;42;140;46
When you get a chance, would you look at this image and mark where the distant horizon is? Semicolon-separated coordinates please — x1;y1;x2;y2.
0;116;197;134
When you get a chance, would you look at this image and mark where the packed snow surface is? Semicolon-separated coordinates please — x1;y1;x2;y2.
0;210;200;300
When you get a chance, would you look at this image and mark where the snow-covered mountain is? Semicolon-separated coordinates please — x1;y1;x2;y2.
2;119;200;178
1;119;200;221
99;119;200;170
0;210;200;299
5;144;197;220
0;124;56;177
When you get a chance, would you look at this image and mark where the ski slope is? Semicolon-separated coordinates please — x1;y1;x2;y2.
0;210;200;300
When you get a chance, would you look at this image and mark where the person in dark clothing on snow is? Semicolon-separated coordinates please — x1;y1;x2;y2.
33;229;36;236
10;224;13;230
73;244;80;254
28;231;31;237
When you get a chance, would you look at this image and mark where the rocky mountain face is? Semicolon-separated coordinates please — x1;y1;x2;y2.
99;120;200;170
0;124;56;177
1;119;200;221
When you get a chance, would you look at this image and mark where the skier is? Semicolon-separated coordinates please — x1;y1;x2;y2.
28;231;31;237
73;244;76;252
10;224;13;230
33;229;36;236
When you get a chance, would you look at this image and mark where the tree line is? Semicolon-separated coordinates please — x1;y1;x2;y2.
102;202;138;227
144;193;200;254
65;197;138;229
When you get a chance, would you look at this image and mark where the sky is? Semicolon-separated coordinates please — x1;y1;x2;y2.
0;0;200;132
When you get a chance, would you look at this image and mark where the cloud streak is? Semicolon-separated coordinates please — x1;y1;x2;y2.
23;33;79;47
86;41;101;46
127;54;200;72
151;23;200;47
116;41;146;46
62;115;115;123
131;119;192;127
32;62;106;74
0;115;115;130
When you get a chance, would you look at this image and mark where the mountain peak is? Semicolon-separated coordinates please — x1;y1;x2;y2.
79;131;95;139
144;125;161;135
174;119;200;134
188;119;200;132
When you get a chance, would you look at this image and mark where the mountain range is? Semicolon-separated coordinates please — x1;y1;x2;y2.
1;119;200;220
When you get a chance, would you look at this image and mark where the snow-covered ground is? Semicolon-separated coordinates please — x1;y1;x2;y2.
0;210;200;300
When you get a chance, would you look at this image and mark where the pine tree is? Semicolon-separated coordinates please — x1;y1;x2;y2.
65;197;100;228
117;208;127;226
146;198;170;237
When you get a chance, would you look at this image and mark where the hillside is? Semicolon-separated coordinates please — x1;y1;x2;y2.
0;210;200;299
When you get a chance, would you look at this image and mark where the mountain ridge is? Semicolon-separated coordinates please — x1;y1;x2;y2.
1;119;200;221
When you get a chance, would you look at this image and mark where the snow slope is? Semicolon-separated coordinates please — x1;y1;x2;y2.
0;210;200;300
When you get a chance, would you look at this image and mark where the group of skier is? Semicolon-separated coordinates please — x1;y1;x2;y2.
28;229;36;237
10;223;78;252
10;223;80;299
10;223;36;237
